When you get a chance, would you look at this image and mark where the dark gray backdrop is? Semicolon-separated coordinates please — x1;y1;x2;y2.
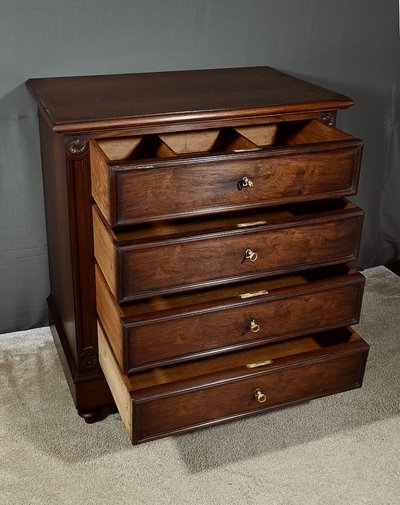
1;0;399;333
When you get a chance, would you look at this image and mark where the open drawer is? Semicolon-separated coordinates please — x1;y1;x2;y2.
96;263;365;373
93;198;364;302
90;119;363;227
98;322;369;444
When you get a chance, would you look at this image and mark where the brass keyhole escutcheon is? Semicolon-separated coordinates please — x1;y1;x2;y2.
237;176;254;190
249;318;260;333
254;388;267;404
245;248;258;262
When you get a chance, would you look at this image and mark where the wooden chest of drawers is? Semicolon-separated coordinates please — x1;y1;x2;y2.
27;67;369;444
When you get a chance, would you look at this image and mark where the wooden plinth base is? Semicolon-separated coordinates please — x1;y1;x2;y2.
48;296;114;413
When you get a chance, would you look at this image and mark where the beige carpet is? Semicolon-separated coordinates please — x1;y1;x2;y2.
1;266;400;505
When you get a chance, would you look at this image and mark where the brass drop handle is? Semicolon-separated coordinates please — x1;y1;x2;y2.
249;318;260;333
238;176;254;190
254;388;267;404
244;248;258;262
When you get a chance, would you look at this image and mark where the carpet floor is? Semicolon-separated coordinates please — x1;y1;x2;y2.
1;266;399;504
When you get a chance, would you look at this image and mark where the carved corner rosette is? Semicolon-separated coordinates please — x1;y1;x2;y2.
65;136;89;159
320;110;337;127
78;348;98;371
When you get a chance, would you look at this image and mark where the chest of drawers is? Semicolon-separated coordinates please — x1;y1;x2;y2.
27;67;369;443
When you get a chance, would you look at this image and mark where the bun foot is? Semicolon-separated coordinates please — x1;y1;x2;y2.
78;404;117;424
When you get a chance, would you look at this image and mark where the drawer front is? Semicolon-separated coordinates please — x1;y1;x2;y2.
113;146;361;225
123;280;364;372
118;214;362;301
133;347;368;443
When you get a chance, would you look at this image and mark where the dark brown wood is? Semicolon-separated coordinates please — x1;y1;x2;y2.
27;67;367;442
37;114;112;412
107;326;368;391
96;264;365;373
114;144;362;226
91;119;363;227
39;116;77;362
93;200;364;302
78;409;104;424
65;136;100;374
90;110;337;139
49;296;113;410
320;110;337;126
78;405;117;424
134;350;367;443
98;323;369;444
26;67;353;133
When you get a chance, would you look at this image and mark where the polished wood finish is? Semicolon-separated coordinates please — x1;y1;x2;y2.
77;407;114;424
27;67;367;439
38;116;77;362
48;296;113;410
98;323;369;444
96;264;364;373
91;119;362;227
26;67;353;133
38;116;112;412
93;200;364;302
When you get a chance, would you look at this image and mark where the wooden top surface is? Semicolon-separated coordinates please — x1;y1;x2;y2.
26;66;353;133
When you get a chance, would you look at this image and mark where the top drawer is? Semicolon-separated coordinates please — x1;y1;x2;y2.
90;119;363;227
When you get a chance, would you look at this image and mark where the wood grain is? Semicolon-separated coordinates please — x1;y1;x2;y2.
92;200;364;302
160;128;260;154
27;67;367;437
38;115;112;412
90;140;112;224
95;264;364;372
91;119;363;226
98;324;369;444
236;118;352;146
92;206;117;295
38;115;77;362
98;323;132;438
135;351;367;442
113;142;362;226
26;67;354;133
95;265;124;367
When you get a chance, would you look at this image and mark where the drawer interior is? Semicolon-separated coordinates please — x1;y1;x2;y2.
236;119;352;146
105;264;359;318
159;128;260;154
94;134;176;160
100;325;363;392
100;198;358;243
95;119;353;161
97;127;260;161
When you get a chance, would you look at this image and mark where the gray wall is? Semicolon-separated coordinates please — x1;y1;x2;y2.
1;0;399;333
